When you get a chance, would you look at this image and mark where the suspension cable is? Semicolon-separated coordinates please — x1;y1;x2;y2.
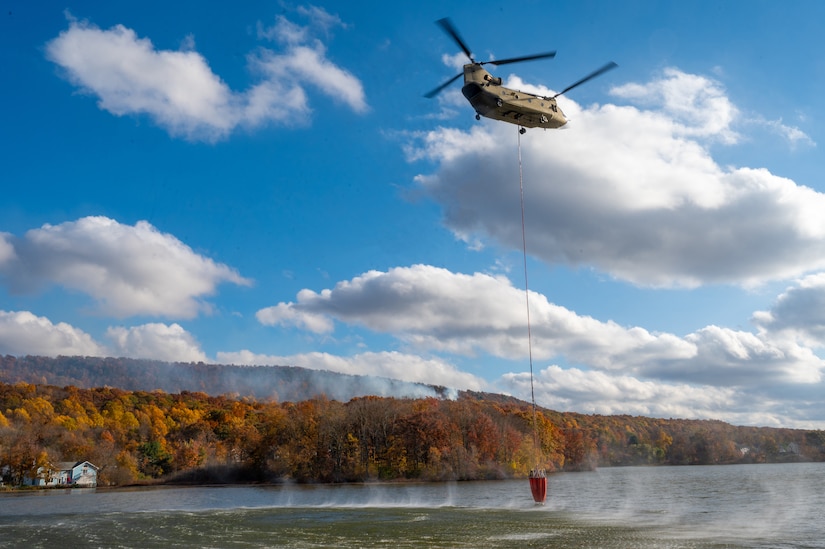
517;126;539;467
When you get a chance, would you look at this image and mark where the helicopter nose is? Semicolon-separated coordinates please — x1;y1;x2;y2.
556;107;568;126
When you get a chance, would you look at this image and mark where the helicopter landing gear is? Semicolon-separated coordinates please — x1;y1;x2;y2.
475;113;481;120
519;127;526;134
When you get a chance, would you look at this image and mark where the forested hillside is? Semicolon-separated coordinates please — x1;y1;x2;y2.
2;381;823;487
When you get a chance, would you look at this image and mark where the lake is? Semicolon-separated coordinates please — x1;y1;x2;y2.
1;462;823;548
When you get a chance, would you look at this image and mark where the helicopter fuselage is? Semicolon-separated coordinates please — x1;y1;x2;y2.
461;64;567;129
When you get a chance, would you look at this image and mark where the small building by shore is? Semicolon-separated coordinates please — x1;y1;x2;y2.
26;461;98;487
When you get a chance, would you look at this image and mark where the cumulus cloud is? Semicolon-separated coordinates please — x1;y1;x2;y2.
217;349;484;391
256;301;334;333
652;325;823;386
501;365;736;417
258;265;693;365
753;273;825;347
45;8;366;141
0;311;210;363
107;322;209;363
45;20;239;141
0;233;15;266
253;12;366;113
498;366;807;428
258;264;825;427
409;68;825;288
0;310;106;357
611;68;740;143
0;216;250;318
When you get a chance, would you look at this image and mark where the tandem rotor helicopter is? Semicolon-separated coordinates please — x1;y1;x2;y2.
425;18;617;132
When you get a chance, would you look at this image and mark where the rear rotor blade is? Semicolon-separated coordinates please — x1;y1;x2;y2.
424;72;463;98
436;18;474;62
485;51;556;66
552;61;618;98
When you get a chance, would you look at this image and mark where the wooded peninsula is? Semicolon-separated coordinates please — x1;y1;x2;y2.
1;356;824;487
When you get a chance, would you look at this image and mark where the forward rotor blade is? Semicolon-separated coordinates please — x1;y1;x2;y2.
552;61;618;98
436;18;474;62
486;51;556;66
424;72;463;98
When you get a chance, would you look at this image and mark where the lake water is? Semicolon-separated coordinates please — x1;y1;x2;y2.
1;462;823;548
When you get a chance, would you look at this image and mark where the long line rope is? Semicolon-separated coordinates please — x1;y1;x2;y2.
517;126;539;467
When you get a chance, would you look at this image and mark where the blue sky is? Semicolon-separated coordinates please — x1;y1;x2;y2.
3;1;825;428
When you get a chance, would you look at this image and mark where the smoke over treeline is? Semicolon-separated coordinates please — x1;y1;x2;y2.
0;355;447;402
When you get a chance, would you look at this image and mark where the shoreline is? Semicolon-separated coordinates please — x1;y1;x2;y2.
2;459;819;493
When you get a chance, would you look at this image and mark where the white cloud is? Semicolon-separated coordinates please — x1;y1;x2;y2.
0;233;15;267
106;322;208;363
755;117;816;149
259;265;567;357
258;15;309;44
410;69;825;288
258;264;825;426
0;311;209;363
251;45;367;114
501;365;735;418
254;8;365;113
296;5;346;33
652;325;823;386
498;366;809;428
45;10;366;141
753;273;825;347
442;52;470;72
256;301;334;333
0;216;250;318
0;310;106;357
46;20;240;141
217;349;484;391
611;67;740;143
258;265;824;383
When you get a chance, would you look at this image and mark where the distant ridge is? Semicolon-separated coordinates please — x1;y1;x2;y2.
0;355;449;402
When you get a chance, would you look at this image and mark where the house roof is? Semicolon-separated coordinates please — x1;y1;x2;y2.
53;461;99;472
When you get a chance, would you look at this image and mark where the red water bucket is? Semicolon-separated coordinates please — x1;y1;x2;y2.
529;475;547;503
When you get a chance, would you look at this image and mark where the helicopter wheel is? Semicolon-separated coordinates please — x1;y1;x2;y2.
519;127;526;134
475;113;481;120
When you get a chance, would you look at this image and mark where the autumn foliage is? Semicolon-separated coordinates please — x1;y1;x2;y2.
1;381;823;487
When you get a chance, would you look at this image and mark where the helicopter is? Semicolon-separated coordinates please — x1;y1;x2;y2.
426;18;617;132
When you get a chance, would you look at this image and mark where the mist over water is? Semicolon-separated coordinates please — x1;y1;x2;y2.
1;463;823;548
548;463;825;545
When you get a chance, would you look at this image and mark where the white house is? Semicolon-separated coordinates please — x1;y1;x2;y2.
28;461;99;487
